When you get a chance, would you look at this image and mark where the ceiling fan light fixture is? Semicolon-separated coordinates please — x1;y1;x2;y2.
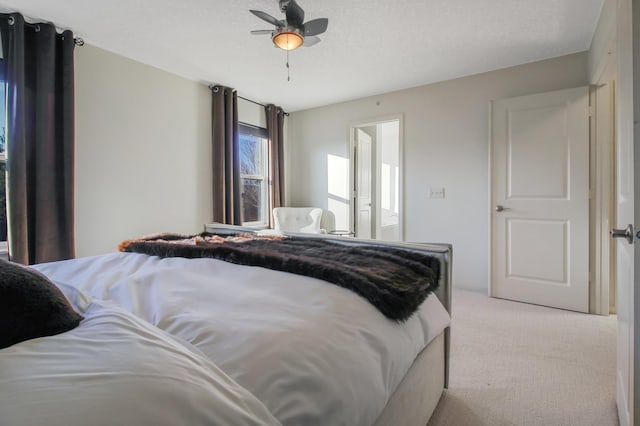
272;31;304;50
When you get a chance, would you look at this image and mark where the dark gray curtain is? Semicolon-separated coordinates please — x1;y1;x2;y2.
0;13;75;265
266;104;285;228
211;85;241;225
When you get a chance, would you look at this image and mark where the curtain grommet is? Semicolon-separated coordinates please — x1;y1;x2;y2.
8;16;14;25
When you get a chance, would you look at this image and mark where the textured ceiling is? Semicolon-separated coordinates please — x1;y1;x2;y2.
0;0;604;112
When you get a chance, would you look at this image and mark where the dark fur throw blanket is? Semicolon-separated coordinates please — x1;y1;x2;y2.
119;233;440;322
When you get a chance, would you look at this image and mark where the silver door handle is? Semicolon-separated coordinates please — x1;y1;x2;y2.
610;224;634;244
495;205;510;212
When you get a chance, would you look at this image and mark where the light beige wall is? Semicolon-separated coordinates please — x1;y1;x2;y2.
589;0;616;83
287;53;589;291
75;45;212;257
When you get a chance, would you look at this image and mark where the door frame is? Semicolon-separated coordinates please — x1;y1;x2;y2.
631;0;639;419
349;114;404;240
590;35;617;316
487;80;617;316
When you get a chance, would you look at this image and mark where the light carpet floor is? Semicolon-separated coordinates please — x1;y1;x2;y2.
428;290;618;426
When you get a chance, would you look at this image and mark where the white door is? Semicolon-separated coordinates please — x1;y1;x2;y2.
614;0;635;423
355;129;372;239
490;87;590;312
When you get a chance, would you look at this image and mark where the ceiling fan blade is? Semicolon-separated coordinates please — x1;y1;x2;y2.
250;10;283;27
303;36;321;47
281;0;304;26
303;18;328;36
251;30;273;35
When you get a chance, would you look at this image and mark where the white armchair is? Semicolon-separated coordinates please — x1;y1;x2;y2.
272;207;325;234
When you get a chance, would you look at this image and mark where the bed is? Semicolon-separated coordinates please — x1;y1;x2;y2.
9;228;452;425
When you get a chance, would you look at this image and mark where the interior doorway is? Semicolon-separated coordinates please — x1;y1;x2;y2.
350;116;403;241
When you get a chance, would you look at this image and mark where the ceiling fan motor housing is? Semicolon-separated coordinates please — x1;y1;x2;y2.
279;0;305;25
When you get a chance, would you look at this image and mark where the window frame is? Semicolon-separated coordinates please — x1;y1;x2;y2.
238;123;269;228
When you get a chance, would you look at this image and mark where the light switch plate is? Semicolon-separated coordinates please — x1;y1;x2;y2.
429;187;445;199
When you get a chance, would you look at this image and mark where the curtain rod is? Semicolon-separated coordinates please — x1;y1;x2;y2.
239;95;290;116
209;84;289;116
238;95;290;116
4;15;84;46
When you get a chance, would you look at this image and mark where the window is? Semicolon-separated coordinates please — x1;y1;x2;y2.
239;124;269;227
0;75;6;251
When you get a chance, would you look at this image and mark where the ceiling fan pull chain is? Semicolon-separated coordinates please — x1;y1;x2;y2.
286;49;291;82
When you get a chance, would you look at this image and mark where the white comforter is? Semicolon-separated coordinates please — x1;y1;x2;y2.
0;284;280;426
34;252;450;426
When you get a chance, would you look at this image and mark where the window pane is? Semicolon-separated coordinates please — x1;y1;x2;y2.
0;82;4;155
241;178;262;223
0;161;6;242
239;124;268;226
0;80;5;242
240;133;263;176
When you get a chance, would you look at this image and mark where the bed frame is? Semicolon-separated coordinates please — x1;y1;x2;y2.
204;225;453;424
370;240;451;425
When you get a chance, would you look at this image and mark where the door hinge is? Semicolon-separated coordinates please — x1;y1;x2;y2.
589;105;595;117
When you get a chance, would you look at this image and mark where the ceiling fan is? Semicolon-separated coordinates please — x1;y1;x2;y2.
250;0;328;51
